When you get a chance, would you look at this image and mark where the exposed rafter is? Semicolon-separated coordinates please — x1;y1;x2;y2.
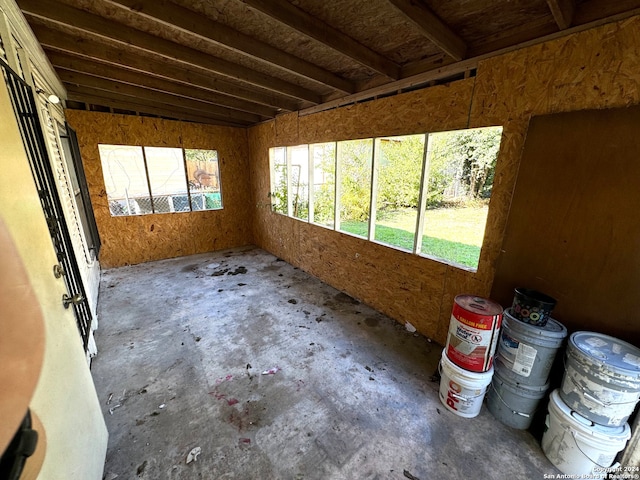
47;51;277;119
19;0;322;104
546;0;576;29
240;0;400;80
32;25;300;112
60;70;262;124
15;0;640;127
301;6;640;117
386;0;467;61
103;0;354;93
65;87;248;127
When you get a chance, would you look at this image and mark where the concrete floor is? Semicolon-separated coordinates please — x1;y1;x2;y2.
92;246;559;479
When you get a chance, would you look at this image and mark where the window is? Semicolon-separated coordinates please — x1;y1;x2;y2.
269;147;287;215
310;142;336;228
58;122;101;258
336;139;373;239
289;145;309;221
373;134;425;251
98;144;223;216
185;149;222;211
269;126;503;271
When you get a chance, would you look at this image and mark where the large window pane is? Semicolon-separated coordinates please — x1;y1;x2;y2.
421;126;503;269
311;142;336;228
289;145;309;221
98;144;150;216
337;139;372;238
185;149;222;211
269;147;287;214
373;135;424;251
144;147;188;213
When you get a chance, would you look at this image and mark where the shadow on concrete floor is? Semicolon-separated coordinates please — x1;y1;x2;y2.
91;246;558;480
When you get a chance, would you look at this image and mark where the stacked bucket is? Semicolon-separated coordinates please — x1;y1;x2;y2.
542;332;640;475
487;288;566;430
439;295;503;418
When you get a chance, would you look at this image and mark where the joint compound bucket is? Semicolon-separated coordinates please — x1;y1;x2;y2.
486;366;549;429
495;309;567;386
542;389;631;476
445;295;503;372
560;332;640;427
439;350;493;418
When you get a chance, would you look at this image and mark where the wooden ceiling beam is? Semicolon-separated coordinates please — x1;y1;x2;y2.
18;0;321;104
60;71;262;124
103;0;354;93
386;0;467;61
47;51;276;119
302;6;640;117
240;0;400;80
546;0;576;29
32;25;299;112
65;87;249;127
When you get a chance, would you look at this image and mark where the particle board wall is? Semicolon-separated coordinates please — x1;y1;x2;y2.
491;106;640;346
249;15;640;345
250;81;479;341
65;111;252;268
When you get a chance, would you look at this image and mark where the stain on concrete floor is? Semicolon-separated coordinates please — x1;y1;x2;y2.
92;247;559;479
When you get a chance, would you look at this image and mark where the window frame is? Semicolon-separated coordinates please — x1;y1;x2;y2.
268;126;503;272
98;144;223;216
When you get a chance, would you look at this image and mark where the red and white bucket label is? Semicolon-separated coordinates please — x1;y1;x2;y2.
445;298;502;372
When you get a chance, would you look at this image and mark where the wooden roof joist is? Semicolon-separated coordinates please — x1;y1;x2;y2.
31;25;300;113
546;0;576;29
65;86;251;128
240;0;401;80
20;0;322;104
102;0;355;94
59;70;264;125
387;0;467;61
48;51;277;119
304;6;640;116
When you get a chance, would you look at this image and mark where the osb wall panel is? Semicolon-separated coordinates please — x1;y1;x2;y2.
492;106;640;346
299;80;476;144
65;111;252;268
451;15;640;339
249;80;475;344
274;112;300;146
250;15;640;346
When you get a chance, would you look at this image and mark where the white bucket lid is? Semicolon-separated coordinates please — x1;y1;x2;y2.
548;389;631;443
440;350;494;385
568;332;640;380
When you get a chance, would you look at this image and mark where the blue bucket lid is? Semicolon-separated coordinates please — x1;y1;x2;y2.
569;331;640;378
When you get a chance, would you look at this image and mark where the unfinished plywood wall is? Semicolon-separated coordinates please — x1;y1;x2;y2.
491;106;640;346
249;15;640;345
65;112;252;268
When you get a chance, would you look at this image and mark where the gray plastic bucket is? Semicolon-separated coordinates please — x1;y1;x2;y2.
495;309;567;386
486;365;549;429
560;331;640;427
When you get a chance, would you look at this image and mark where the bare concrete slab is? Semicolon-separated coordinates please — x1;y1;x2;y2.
91;247;559;479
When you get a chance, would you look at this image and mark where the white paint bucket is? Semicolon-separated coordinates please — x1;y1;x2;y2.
486;366;549;430
542;389;631;475
445;295;503;373
560;331;640;426
438;350;493;418
495;309;567;386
